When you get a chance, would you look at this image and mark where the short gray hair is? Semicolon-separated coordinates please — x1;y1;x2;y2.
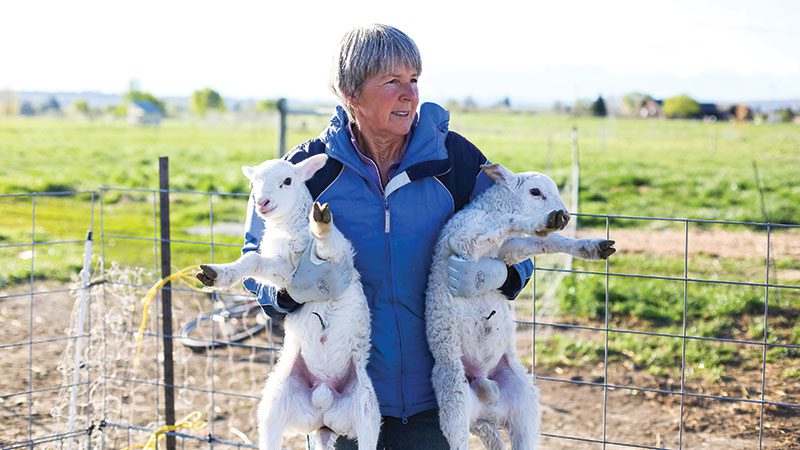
330;24;422;117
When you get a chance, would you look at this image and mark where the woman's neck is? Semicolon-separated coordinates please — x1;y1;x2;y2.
352;123;405;186
352;123;405;164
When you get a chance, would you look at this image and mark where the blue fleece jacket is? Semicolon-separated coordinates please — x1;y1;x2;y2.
242;102;532;419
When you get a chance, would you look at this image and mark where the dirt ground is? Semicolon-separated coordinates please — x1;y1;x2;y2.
578;227;800;260
1;226;799;449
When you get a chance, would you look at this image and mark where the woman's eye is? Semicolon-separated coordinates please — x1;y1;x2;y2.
530;188;541;196
283;177;292;186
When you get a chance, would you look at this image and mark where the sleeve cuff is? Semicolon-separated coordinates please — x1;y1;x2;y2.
244;278;303;318
276;289;303;313
499;264;523;300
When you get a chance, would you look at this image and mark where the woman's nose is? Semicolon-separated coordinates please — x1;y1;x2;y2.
399;82;418;102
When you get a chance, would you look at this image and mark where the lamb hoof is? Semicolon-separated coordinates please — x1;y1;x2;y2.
196;264;218;287
599;240;616;259
312;202;332;224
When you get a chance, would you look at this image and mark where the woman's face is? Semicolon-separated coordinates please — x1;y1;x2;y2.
350;65;419;140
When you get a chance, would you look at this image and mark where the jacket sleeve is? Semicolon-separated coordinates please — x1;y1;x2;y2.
469;160;534;301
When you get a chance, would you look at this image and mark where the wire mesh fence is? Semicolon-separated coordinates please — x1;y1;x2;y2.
1;181;799;449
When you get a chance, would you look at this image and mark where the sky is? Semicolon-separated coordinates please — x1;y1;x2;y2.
3;0;799;106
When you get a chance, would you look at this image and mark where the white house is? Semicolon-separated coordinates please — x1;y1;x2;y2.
128;100;162;125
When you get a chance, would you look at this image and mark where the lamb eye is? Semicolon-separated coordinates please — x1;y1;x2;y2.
530;188;541;196
283;177;292;186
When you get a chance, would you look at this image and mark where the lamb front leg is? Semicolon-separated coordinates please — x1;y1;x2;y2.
285;203;354;303
308;202;352;266
197;251;292;288
498;234;615;264
447;213;529;260
447;210;575;260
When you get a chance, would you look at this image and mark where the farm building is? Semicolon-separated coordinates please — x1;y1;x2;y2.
639;98;664;118
128;99;162;125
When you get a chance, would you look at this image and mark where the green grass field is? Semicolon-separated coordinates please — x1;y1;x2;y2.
2;113;799;222
1;113;799;382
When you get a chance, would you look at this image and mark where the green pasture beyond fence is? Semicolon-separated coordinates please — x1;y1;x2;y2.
1;113;799;448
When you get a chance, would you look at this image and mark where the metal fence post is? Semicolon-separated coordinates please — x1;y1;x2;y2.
66;231;93;450
158;157;177;450
571;127;580;222
277;98;288;158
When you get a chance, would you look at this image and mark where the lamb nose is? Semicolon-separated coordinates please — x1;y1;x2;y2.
558;210;570;229
547;210;569;230
258;199;271;209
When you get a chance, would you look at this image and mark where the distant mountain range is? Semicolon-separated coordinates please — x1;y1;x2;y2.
12;91;335;113
16;91;192;109
13;90;800;113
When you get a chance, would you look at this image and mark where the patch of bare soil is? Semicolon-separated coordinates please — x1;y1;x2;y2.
579;227;800;260
1;266;798;449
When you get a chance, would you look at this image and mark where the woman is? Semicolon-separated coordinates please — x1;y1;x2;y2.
242;24;533;449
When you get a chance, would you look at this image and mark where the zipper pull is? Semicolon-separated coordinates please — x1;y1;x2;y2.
401;412;408;425
384;204;390;233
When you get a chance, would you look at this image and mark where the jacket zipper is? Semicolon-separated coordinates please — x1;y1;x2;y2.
384;196;408;423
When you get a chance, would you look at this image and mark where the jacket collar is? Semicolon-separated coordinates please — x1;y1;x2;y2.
321;102;451;184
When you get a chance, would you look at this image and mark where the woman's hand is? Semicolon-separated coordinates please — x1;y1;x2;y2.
447;256;507;298
286;242;353;303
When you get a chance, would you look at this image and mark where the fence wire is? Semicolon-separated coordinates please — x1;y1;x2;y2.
1;187;798;449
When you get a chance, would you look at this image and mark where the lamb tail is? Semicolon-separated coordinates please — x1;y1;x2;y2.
472;376;500;404
311;384;334;411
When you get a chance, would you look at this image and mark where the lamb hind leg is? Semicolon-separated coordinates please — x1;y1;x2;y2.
351;365;380;450
433;359;472;450
311;427;337;450
259;354;319;450
319;360;379;450
472;421;504;450
493;356;540;450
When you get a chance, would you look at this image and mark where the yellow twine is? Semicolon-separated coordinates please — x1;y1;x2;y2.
121;411;207;450
229;426;252;445
133;265;203;367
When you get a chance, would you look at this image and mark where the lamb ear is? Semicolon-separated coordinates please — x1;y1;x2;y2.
241;166;256;180
481;163;517;188
295;154;329;181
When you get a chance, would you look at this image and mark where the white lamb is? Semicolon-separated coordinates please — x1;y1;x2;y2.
195;155;380;450
425;163;616;450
